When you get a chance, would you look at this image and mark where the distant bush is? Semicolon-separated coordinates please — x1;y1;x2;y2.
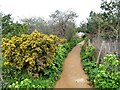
2;14;29;38
2;30;66;76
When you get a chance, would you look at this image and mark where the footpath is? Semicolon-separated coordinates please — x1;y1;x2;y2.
55;42;92;88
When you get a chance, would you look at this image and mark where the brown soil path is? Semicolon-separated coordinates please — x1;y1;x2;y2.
54;42;92;88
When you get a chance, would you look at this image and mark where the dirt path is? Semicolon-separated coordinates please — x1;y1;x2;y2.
54;42;92;88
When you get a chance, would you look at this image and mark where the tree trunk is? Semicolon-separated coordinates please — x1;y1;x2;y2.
96;41;105;65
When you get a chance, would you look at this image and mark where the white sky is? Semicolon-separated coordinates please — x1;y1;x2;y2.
0;0;110;26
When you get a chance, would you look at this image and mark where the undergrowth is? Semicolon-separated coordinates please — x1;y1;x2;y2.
3;37;82;88
81;44;120;89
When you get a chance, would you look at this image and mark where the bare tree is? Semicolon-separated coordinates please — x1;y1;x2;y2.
21;17;48;34
48;9;78;40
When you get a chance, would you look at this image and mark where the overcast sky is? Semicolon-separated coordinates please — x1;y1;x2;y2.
0;0;110;26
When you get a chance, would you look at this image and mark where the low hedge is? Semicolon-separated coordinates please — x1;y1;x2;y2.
81;44;120;89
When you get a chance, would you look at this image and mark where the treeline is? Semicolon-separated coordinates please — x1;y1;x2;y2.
1;1;120;42
1;9;78;41
78;0;120;41
77;0;120;58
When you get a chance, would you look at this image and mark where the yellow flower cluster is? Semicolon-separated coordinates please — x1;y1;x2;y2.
2;29;66;75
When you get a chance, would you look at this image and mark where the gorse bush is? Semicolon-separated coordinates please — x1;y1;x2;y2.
2;30;66;75
7;37;82;88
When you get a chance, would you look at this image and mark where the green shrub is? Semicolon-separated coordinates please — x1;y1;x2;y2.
2;14;29;38
94;54;120;88
81;45;98;85
82;44;95;60
102;54;120;72
81;45;120;89
8;78;53;88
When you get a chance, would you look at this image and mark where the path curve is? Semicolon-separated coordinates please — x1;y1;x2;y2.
54;42;92;88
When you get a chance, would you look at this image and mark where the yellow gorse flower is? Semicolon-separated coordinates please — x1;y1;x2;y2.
2;29;66;75
3;61;9;66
